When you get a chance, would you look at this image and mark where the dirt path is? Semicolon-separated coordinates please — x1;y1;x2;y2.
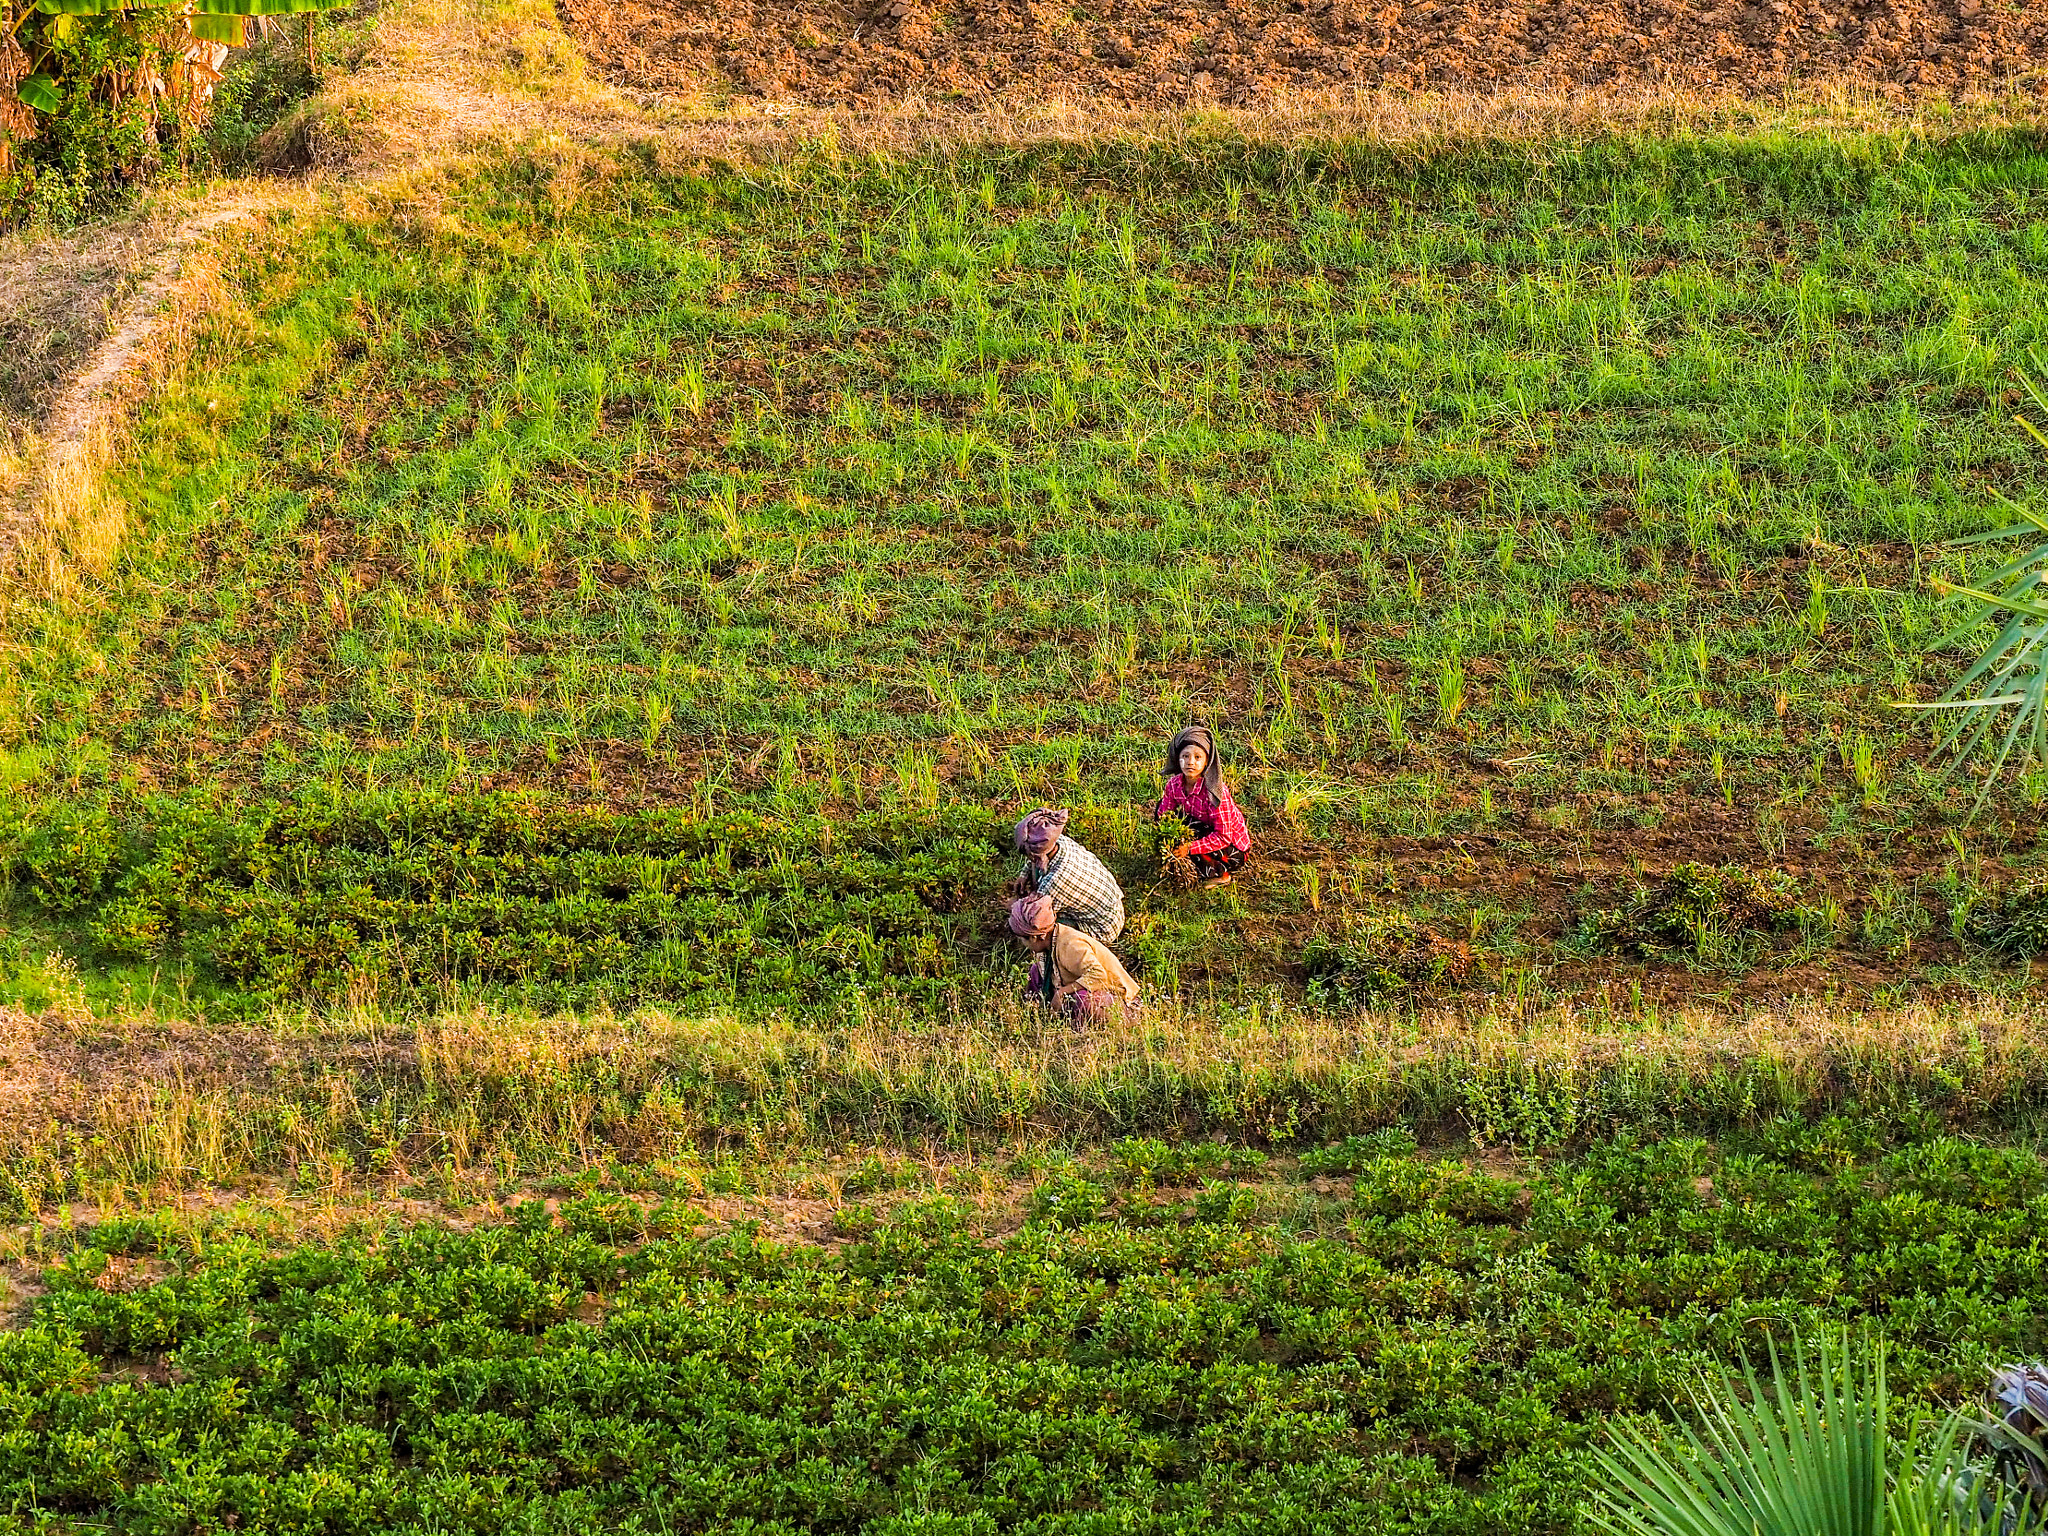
561;0;2048;109
0;217;168;434
0;192;313;563
0;1;608;565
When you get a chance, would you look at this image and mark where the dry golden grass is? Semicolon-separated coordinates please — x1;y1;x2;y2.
0;424;29;522
0;214;169;432
0;190;293;615
687;82;2048;163
5;991;2046;1208
0;214;169;560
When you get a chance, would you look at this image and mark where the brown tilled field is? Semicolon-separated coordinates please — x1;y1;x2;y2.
559;0;2048;107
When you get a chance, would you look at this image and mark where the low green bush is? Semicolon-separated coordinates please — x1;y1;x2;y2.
11;798;118;913
201;24;320;172
4;1128;2046;1533
1303;912;1474;1008
1106;1136;1237;1187
1968;884;2048;959
5;790;1012;1012
1024;1168;1111;1228
1584;863;1813;966
1299;1127;1421;1173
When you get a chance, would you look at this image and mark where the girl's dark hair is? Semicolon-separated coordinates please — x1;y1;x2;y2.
1164;725;1224;800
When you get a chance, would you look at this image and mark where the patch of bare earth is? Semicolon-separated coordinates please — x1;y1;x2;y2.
560;0;2048;109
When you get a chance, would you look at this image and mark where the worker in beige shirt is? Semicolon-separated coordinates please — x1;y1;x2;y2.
1007;893;1140;1022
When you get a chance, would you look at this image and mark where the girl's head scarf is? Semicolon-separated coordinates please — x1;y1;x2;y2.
1163;725;1224;800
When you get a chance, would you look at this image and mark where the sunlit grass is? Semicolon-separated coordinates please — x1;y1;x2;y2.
6;990;2048;1208
5;128;2048;1005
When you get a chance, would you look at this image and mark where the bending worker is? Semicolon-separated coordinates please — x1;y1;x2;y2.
1012;806;1126;944
1008;894;1141;1022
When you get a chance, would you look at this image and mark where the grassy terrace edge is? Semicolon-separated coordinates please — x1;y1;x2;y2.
4;996;2048;1209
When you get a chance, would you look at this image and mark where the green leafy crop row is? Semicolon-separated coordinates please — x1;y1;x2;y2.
1;791;1018;1011
4;1125;2046;1533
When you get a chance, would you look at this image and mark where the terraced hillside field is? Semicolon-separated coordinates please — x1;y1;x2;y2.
5;7;2048;1533
6;129;2048;1017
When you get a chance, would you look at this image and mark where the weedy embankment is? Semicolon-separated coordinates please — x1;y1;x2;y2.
4;994;2047;1209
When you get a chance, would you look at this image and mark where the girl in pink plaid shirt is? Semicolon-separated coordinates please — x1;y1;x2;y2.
1153;724;1250;885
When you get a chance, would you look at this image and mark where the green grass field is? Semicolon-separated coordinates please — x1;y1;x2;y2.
9;89;2048;1536
20;137;2048;803
7;128;2048;1013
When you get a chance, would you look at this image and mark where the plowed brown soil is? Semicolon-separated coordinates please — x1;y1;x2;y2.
559;0;2048;109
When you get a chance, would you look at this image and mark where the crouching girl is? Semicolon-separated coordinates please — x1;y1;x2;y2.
1008;894;1140;1023
1154;724;1251;884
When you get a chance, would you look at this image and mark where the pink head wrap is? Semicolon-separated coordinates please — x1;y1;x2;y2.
1008;894;1056;938
1015;807;1070;869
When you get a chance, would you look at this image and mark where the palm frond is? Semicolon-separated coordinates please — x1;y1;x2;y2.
1590;1334;2026;1536
1591;1335;1887;1536
1898;376;2048;807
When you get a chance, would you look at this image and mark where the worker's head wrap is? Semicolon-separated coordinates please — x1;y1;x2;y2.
1014;807;1070;870
1008;894;1057;939
1164;725;1224;800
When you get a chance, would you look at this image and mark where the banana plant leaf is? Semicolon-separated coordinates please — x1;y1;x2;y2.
1905;566;2048;802
15;70;59;111
187;0;356;12
11;0;354;112
189;13;246;42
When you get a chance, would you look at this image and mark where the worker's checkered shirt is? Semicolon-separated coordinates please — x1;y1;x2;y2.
1026;836;1126;944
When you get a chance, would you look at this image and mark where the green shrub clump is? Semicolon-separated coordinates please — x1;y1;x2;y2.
201;26;322;171
1586;863;1811;965
1303;911;1474;1008
1967;883;2048;958
10;799;117;913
